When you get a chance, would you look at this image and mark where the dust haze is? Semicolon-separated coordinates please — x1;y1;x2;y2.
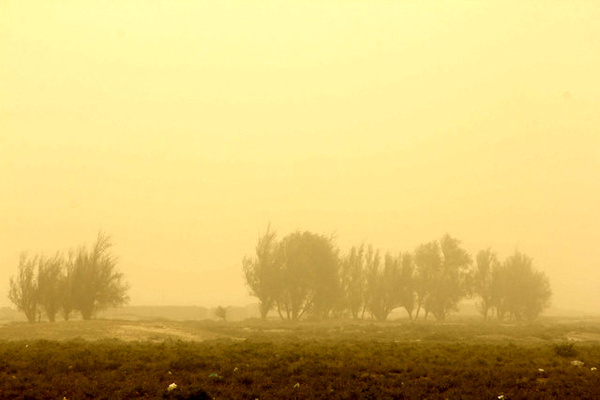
1;1;599;316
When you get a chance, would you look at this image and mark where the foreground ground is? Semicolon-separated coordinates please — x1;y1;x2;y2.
1;318;600;399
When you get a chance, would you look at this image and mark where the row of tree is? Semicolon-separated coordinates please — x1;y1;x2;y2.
8;232;129;322
243;229;552;321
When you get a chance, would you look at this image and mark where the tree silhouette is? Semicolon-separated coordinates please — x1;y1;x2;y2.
8;253;39;323
242;226;280;320
36;253;64;322
493;251;551;321
275;231;340;320
472;248;499;319
415;235;471;321
340;244;367;319
71;232;129;320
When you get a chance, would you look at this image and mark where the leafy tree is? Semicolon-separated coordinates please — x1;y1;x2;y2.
397;252;417;319
493;251;551;321
425;235;472;320
275;231;340;320
242;227;281;320
362;246;383;320
339;245;416;321
36;253;64;322
414;235;471;321
366;252;402;321
413;241;442;320
491;263;509;320
309;237;341;319
339;244;367;319
361;245;381;320
71;232;129;320
59;253;76;321
8;253;39;323
472;248;499;319
339;245;415;322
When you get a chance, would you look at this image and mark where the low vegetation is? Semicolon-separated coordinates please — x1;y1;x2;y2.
1;318;599;399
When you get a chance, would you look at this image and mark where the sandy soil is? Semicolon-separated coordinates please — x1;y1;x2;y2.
0;320;223;342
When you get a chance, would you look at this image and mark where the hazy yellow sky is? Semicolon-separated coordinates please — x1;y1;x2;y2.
1;1;599;311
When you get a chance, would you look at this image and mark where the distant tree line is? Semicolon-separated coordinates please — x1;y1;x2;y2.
8;232;129;323
243;228;552;322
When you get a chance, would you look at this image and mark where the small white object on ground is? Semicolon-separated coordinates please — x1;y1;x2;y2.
167;383;177;391
571;360;585;367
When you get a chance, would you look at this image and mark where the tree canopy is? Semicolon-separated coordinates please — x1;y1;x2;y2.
243;229;552;322
243;229;340;320
8;232;129;322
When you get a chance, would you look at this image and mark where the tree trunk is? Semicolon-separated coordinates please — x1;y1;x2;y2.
260;302;269;320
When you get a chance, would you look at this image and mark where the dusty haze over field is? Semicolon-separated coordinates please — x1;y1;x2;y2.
1;1;599;312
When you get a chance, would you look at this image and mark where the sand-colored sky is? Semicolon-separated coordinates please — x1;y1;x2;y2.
1;1;599;311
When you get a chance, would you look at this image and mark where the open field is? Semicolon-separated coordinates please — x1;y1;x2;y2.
1;318;600;399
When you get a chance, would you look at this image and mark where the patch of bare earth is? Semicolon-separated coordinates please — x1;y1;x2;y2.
565;331;600;342
0;320;224;342
114;323;220;341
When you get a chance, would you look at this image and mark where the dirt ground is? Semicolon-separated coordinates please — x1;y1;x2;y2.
3;317;600;345
0;320;226;342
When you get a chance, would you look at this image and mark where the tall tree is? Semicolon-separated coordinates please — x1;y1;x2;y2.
36;253;64;322
275;231;340;320
472;248;499;319
354;249;416;321
339;244;367;319
398;252;416;320
60;251;77;321
366;252;403;321
71;232;129;320
8;253;39;323
361;245;381;320
413;241;442;320
493;251;551;321
242;226;281;320
414;235;471;321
